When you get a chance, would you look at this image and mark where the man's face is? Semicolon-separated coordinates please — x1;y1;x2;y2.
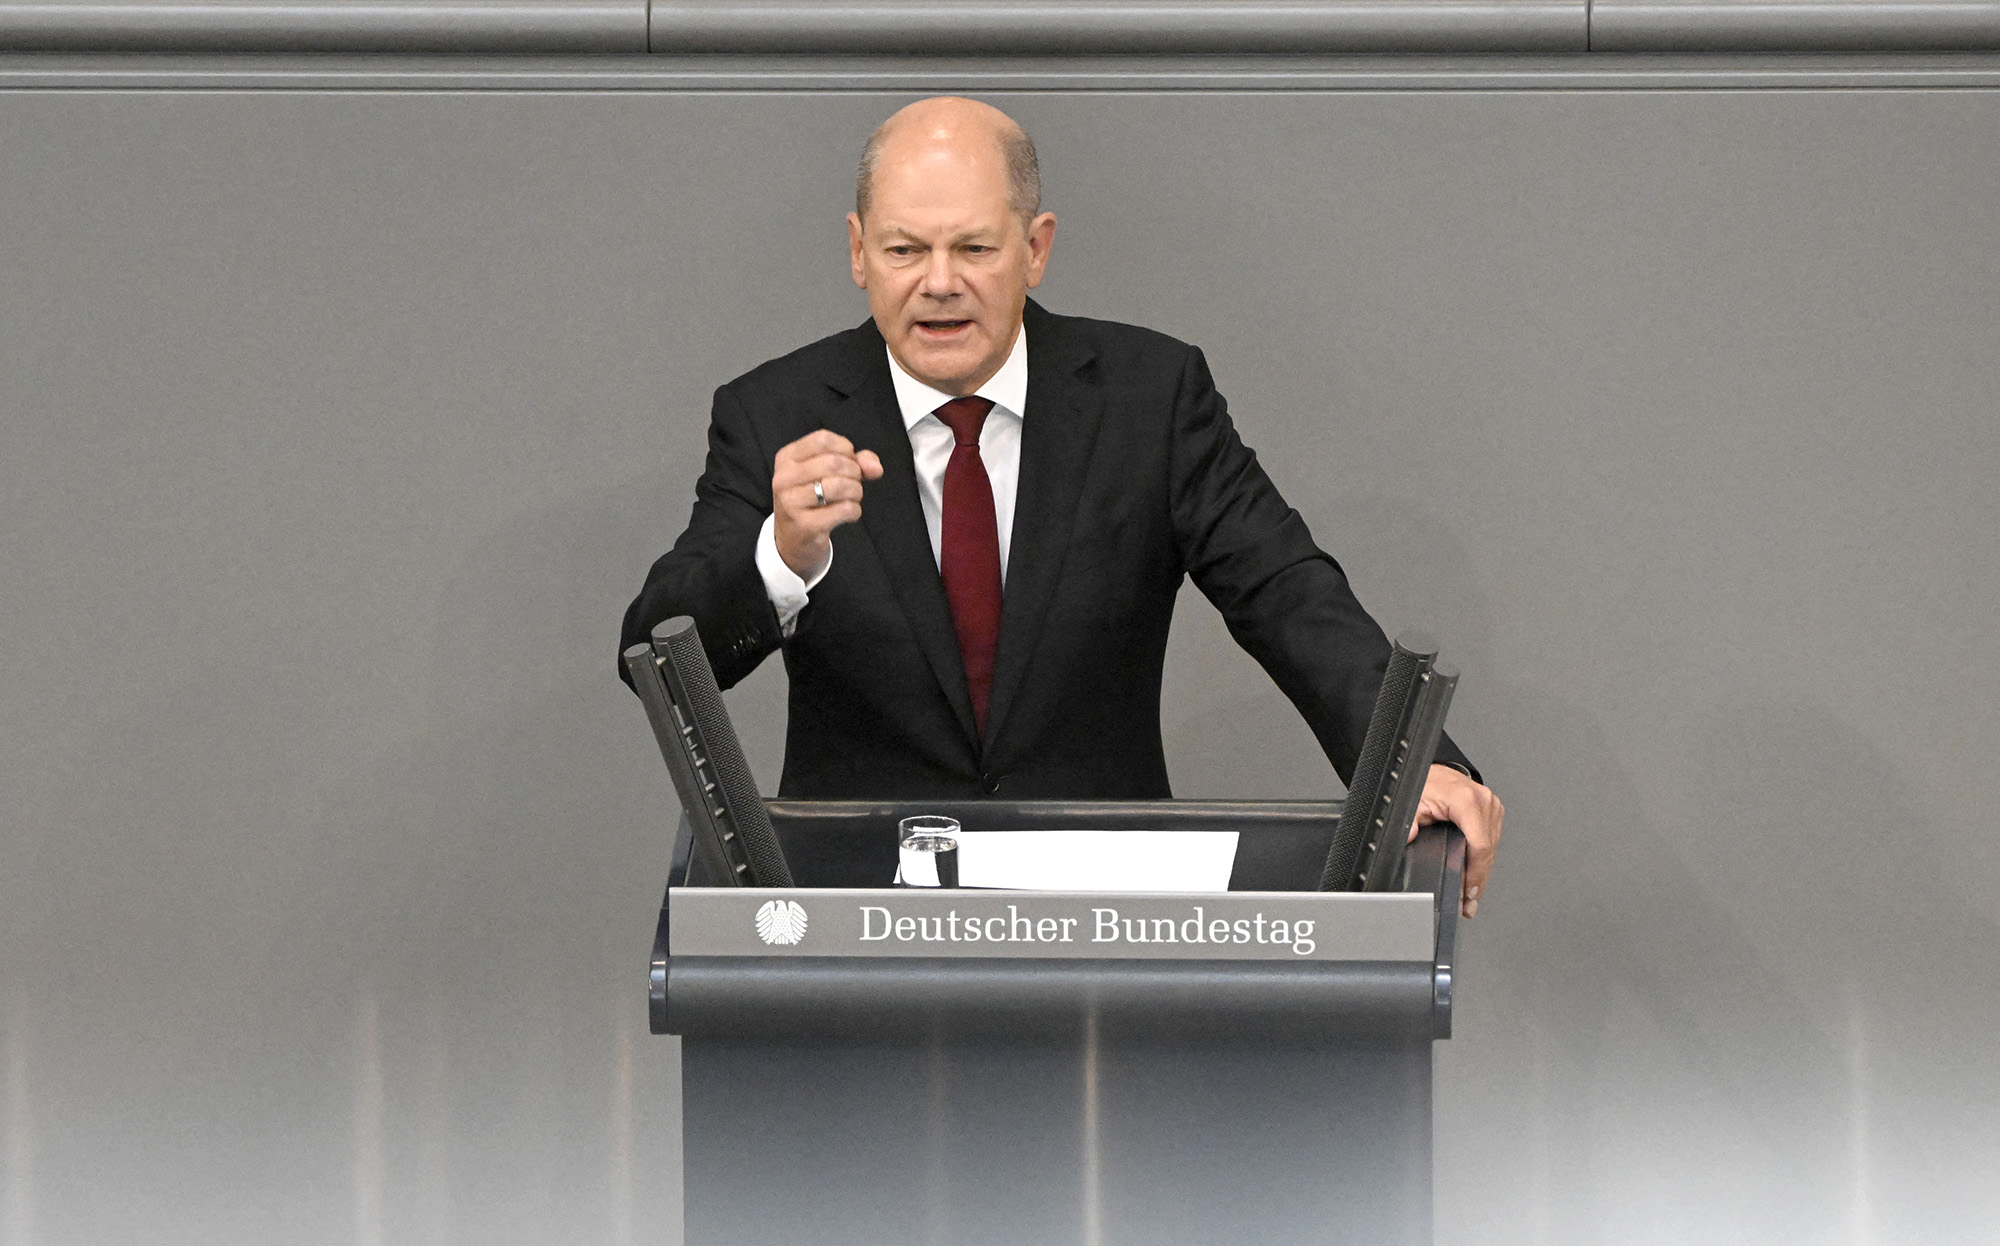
848;140;1055;396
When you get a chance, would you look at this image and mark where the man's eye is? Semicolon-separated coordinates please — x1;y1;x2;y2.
887;246;918;256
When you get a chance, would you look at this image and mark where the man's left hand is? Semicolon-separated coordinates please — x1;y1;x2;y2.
1413;764;1504;919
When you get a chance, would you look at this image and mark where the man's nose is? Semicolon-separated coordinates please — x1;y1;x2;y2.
918;249;958;296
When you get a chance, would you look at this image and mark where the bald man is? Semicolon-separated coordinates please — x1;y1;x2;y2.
622;98;1501;915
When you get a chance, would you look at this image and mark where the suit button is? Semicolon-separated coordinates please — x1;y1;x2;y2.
981;772;1002;795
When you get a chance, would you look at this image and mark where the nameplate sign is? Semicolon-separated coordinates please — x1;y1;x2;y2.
670;888;1433;962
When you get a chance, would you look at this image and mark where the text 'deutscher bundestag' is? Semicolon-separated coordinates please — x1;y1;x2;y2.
670;888;1434;962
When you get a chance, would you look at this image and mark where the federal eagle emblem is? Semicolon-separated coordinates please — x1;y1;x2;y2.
755;899;809;946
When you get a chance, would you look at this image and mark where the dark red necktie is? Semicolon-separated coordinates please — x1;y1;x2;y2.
933;396;1002;733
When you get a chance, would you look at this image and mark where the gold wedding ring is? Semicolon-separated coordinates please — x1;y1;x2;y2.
811;479;827;507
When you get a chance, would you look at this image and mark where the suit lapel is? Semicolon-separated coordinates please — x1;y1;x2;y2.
824;325;981;748
983;303;1105;752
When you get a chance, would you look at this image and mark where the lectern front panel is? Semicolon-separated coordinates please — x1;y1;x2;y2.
683;1035;1430;1246
669;875;1448;1244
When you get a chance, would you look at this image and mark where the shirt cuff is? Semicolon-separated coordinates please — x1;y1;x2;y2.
756;513;831;636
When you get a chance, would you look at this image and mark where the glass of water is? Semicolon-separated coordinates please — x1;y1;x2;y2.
897;815;961;888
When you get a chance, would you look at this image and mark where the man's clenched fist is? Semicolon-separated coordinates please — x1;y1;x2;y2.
772;429;885;578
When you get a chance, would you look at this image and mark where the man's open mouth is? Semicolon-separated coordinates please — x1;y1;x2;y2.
915;319;973;336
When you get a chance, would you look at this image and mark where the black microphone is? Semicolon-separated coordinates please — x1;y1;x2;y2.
624;616;793;888
1318;632;1458;893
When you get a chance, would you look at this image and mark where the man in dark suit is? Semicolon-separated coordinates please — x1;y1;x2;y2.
622;97;1502;916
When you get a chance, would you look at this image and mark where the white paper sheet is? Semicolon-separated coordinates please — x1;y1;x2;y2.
950;830;1239;893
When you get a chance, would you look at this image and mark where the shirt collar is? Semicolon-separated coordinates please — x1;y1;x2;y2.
885;323;1029;432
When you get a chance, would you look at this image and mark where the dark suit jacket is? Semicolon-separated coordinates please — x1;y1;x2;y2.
621;299;1473;799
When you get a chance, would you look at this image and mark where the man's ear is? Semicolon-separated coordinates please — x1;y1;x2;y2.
1024;211;1057;289
847;213;868;289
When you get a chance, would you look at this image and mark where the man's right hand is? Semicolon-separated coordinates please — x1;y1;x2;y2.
771;429;884;578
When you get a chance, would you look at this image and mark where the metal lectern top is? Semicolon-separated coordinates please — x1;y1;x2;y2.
649;801;1465;1043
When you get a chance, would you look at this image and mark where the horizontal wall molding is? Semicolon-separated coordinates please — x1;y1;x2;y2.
0;0;1995;55
1593;0;2000;50
0;2;648;53
649;2;1585;54
3;51;1999;89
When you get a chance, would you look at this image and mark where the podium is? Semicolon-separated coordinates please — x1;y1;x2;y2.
652;799;1465;1246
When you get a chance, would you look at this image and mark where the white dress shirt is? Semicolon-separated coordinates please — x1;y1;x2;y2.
756;327;1029;632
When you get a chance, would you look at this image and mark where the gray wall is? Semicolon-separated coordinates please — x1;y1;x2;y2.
2;70;1996;1243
